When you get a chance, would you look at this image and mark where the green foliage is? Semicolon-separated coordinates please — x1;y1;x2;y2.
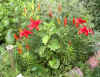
92;0;100;31
42;35;50;45
16;52;34;72
14;0;94;77
83;0;100;31
49;58;60;69
48;39;60;51
0;0;27;44
0;47;19;77
5;29;15;44
0;0;97;77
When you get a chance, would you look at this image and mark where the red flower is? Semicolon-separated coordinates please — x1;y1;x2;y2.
28;17;41;31
78;26;94;36
75;23;79;28
17;48;22;54
64;16;67;27
85;31;88;36
20;29;32;38
76;18;86;24
73;16;75;24
14;34;19;40
78;26;89;36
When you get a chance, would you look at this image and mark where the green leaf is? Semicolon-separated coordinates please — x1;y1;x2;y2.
39;46;46;57
42;35;50;45
48;39;60;51
49;58;60;69
49;26;57;35
43;22;55;31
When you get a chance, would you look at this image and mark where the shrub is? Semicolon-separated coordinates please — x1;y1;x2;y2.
0;0;26;44
10;0;95;77
83;0;100;31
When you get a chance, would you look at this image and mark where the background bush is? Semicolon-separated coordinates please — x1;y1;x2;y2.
83;0;100;31
0;0;26;44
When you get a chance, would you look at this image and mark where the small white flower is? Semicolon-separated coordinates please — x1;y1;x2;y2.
69;67;83;77
16;74;24;77
96;42;100;46
6;45;14;51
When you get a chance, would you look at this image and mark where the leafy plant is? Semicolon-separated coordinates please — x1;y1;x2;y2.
0;0;96;77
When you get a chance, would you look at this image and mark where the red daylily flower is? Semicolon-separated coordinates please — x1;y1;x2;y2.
17;48;22;54
75;18;86;28
76;18;86;24
28;17;41;31
14;34;19;40
78;26;94;36
73;16;75;24
64;16;67;27
19;29;32;38
85;31;88;36
75;23;79;28
78;26;89;36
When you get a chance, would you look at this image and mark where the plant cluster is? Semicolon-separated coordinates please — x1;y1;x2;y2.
10;0;95;77
0;0;98;77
